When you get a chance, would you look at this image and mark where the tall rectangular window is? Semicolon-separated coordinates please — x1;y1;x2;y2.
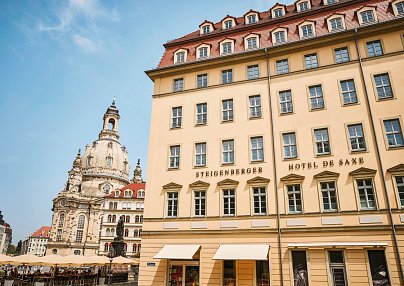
247;37;258;49
198;47;208;58
176;52;185;63
368;250;390;286
305;53;318;69
374;73;393;99
169;145;180;169
256;261;270;286
287;184;302;213
167;192;178;217
173;78;184;92
223;260;236;285
283;132;297;159
274;31;286;43
329;251;347;286
366;40;383;57
357;179;376;210
330;18;343;30
197;73;208;88
309;85;325;110
253;187;267;215
222;69;233;84
384;119;404;147
276;59;289;74
247;65;259;80
279;90;293;114
348;124;366;151
340;79;357;104
222;140;234;164
292;251;309;286
249;95;262;118
314;128;331;155
361;10;375;24
334;47;350;63
321;182;338;212
223;189;235;216
195;143;206;167
196;103;207;125
395;176;404;207
222;99;234;122
251;136;264;162
171;106;182;128
75;230;83;243
222;42;232;54
301;24;314;37
194;191;206;217
56;229;62;242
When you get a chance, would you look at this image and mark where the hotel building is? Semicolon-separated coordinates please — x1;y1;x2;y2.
140;0;404;285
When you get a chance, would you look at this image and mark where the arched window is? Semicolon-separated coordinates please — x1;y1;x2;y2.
140;215;143;223
75;215;85;243
104;184;111;194
114;202;118;209
106;156;113;167
111;228;115;236
112;215;116;223
138;229;142;237
108;142;113;148
124;243;127;252
127;203;131;210
134;229;138;237
108;215;112;223
58;213;65;228
74;250;81;255
77;215;85;229
138;244;141;253
141;203;144;209
136;202;141;210
104;243;109;251
87;156;93;166
108;119;115;130
109;202;113;210
125;215;130;223
124;229;129;237
106;228;110;237
135;215;140;223
132;244;137;252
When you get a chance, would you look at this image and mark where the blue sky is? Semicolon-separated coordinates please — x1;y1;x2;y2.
0;0;293;243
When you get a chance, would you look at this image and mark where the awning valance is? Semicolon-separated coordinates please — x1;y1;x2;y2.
154;245;200;260
288;242;387;249
213;244;269;260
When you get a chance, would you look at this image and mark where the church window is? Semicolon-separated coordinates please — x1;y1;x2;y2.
56;229;62;242
138;244;141;252
111;228;115;236
108;118;115;131
77;215;85;229
112;215;116;223
132;244;137;252
58;214;65;228
75;230;83;243
74;250;81;255
108;142;113;148
87;156;93;166
138;229;142;237
106;156;113;167
103;184;111;194
136;202;141;210
124;229;129;237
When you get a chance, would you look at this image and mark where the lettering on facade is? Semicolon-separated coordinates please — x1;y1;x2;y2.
288;157;364;172
195;167;263;178
147;262;156;267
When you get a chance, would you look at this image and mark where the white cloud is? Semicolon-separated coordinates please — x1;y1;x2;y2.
72;34;99;52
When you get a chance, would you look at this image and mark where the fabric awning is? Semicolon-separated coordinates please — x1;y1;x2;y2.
212;244;269;260
154;245;200;260
288;242;388;248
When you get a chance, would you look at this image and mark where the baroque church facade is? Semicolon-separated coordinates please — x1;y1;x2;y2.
47;100;142;256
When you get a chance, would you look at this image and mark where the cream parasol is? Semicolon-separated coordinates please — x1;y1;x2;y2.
112;256;139;265
9;254;42;265
0;254;14;264
83;255;110;265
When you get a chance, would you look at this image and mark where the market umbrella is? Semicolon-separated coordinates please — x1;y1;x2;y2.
38;255;67;266
83;255;110;265
112;256;138;265
10;254;42;265
0;254;14;264
62;255;87;266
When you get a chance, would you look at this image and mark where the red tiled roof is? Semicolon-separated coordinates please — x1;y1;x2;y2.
155;0;394;69
105;182;146;199
32;226;51;238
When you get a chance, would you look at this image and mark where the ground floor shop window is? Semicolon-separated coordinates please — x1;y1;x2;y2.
328;251;347;286
223;260;236;286
368;250;390;286
292;250;309;286
168;263;200;286
256;260;270;286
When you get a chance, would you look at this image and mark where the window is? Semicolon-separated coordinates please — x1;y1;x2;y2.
198;47;208;59
106;156;113;167
249;95;261;118
329;251;347;286
223;189;235;216
77;215;85;229
75;230;83;243
169;145;180;168
224;20;233;29
222;140;234;164
274;31;286;43
305;53;318;69
279;90;293;114
357;179;376;210
247;65;259;80
383;119;403;147
253;187;267;214
251;136;264;162
327;0;337;3
321;182;338;211
314;128;331;155
366;40;383;57
340;79;357;104
195;143;206;166
330;17;343;31
273;8;283;18
276;59;289;74
360;10;375;24
348;124;366;151
283;132;297;159
58;214;65;228
173;78;184;92
171;106;182;128
374;73;393;99
256;261;270;286
167;192;178;217
197;73;208;88
196;103;207;125
202;25;210;34
247;37;258;49
222;99;234;122
299;2;309;11
287;184;302;213
223;260;236;285
368;250;390;285
124;229;129;237
222;69;233;84
301;24;314;37
194;191;206;217
292;251;309;286
395;176;404;207
222;42;233;54
56;229;62;242
176;52;185;63
309;85;325;110
247;14;257;24
396;1;404;15
125;215;130;223
335;47;350;63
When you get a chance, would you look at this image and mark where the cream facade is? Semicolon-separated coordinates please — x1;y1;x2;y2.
140;0;404;285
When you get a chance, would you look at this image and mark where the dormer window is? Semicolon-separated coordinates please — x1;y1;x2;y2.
244;34;259;50
325;0;337;4
271;5;286;18
176;52;185;63
393;0;404;16
298;21;316;39
114;191;120;197
224;20;233;29
174;49;188;64
103;184;111;194
298;1;310;12
273;8;284;18
247;14;257;24
327;15;346;32
197;44;211;59
202;25;210;34
124;190;132;198
361;10;375;23
220;39;235;55
272;28;288;44
199;21;214;35
357;7;378;25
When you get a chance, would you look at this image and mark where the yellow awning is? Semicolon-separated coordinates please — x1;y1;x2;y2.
154;245;200;260
212;244;269;260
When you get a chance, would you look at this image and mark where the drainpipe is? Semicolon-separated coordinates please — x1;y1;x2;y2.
354;28;404;284
264;47;284;286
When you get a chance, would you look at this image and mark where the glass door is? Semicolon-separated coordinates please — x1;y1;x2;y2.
168;263;200;286
168;265;183;286
185;266;200;286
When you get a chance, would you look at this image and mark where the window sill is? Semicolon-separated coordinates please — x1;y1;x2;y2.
221;120;234;124
194;165;207;169
280;112;294;116
249;116;262;120
195;123;207;127
250;160;265;164
283;156;299;161
167;167;180;171
315;153;332;158
221;163;235;167
386;145;404;150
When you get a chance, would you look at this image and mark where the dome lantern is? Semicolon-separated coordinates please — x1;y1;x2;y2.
99;97;120;141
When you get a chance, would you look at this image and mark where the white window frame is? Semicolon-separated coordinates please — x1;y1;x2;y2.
383;118;404;148
197;44;211;59
171;106;182;128
249;95;262;118
326;14;346;32
252;187;267;215
245;12;258;24
244;35;259;50
193;190;206;217
222;18;235;30
286;184;303;214
174;49;188;64
247;64;260;80
296;0;311;12
222;99;234;122
197;73;208;88
196;102;207;125
319;181;339;212
169;145;181;169
199;22;214;35
222;69;233;84
276;58;289;74
250;136;264;162
195;142;207;167
166;191;179;218
299;21;316;38
222;139;235;165
334;47;350;64
392;0;404;16
173;78;184;92
346;123;367;152
314;128;331;155
279;89;293;114
222;188;236;216
308;84;325;110
373;73;393;100
220;39;235;55
394;175;404;208
271;5;285;18
355;178;377;210
357;7;378;25
282;132;298;159
304;53;319;69
272;28;288;44
323;0;338;5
